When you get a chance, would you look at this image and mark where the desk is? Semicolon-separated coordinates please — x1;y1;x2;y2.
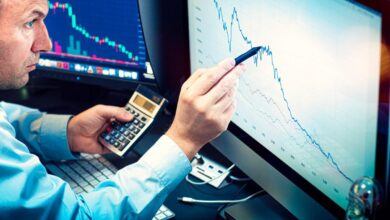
0;80;263;220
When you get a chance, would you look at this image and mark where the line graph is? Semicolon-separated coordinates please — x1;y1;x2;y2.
213;0;353;182
188;0;381;209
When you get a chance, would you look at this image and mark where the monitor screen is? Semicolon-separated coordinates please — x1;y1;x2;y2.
35;0;154;88
188;0;382;211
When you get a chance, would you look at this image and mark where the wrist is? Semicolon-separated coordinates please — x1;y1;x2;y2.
66;116;78;152
165;127;202;160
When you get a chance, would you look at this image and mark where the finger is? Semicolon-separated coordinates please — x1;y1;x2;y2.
206;64;245;103
181;68;206;90
213;87;236;112
221;100;236;122
187;58;235;96
95;105;134;122
210;101;236;134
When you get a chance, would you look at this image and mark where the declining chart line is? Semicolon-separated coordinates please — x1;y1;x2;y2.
212;0;353;183
48;1;139;62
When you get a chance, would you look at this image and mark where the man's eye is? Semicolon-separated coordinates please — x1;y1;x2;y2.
25;19;37;28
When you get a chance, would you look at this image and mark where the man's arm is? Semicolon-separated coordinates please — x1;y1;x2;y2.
0;101;76;161
0;120;190;219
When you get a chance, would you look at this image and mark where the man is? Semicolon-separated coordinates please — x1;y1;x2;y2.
0;0;246;219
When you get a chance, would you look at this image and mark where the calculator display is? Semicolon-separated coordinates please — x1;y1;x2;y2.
133;94;156;114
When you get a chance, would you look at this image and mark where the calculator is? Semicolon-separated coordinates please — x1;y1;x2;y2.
99;85;168;156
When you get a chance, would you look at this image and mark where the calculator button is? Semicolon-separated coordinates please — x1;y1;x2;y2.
118;144;126;151
111;122;120;129
124;122;132;128
138;122;145;128
134;128;140;134
118;136;126;142
114;142;120;148
128;134;135;140
122;139;130;146
109;139;115;145
101;132;108;138
141;117;147;122
119;127;126;133
105;126;113;133
134;112;140;117
113;132;121;139
124;130;131;136
104;135;111;142
133;119;140;125
129;125;136;131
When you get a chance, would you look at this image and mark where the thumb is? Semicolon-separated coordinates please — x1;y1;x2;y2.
95;105;133;122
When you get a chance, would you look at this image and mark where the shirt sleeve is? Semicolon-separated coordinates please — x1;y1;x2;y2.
0;101;77;161
0;119;192;220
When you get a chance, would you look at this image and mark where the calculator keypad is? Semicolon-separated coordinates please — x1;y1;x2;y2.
100;105;150;155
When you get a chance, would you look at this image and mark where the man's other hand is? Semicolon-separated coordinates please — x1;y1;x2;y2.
67;105;133;154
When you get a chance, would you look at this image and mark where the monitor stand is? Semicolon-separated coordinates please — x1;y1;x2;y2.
223;194;296;220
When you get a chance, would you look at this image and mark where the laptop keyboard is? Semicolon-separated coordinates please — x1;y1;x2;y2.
44;154;175;220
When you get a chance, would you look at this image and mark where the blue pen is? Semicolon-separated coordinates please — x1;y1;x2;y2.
234;46;262;65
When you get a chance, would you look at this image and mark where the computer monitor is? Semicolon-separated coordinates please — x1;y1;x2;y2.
138;0;390;219
33;0;155;90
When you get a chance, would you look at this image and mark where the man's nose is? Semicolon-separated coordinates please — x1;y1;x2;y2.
31;22;53;53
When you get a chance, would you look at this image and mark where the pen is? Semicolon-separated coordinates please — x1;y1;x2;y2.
234;46;262;65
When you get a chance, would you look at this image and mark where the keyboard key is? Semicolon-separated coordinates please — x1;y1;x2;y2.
73;186;84;194
101;168;113;177
79;180;89;188
83;185;94;193
90;179;99;187
96;175;107;181
156;213;166;220
164;210;174;218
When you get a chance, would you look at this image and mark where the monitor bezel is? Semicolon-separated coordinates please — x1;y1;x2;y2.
31;66;156;91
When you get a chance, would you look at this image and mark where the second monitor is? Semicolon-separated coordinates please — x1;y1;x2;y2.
33;0;155;90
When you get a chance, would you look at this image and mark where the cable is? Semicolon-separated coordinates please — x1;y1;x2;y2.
216;183;249;215
185;164;235;186
177;190;264;204
229;175;251;182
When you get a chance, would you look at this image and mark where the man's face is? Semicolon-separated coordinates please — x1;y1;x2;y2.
0;0;52;89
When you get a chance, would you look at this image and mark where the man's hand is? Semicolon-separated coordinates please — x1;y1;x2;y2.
166;58;246;159
67;105;134;154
